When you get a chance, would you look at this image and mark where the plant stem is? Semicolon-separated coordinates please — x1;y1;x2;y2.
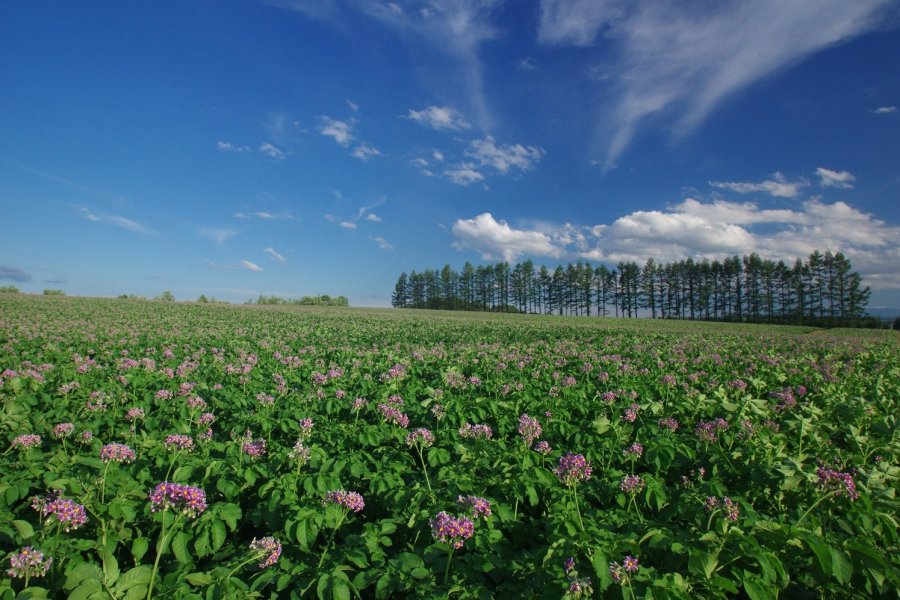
416;445;432;492
572;485;585;532
147;513;181;600
317;511;347;569
443;547;455;585
795;491;835;528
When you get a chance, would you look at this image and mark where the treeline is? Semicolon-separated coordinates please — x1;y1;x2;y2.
252;294;349;307
392;250;876;327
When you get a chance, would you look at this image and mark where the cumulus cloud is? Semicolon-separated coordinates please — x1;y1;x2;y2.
263;247;287;263
352;143;382;161
816;167;856;189
217;141;252;153
318;116;356;146
340;221;357;230
452;198;900;289
536;0;896;166
464;136;544;174
366;213;382;222
259;143;285;159
0;265;32;282
709;173;808;198
871;106;897;114
240;260;263;272
443;163;485;186
452;213;565;261
406;106;471;130
369;235;394;250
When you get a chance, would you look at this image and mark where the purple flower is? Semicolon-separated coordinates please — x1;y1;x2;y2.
622;403;639;423
623;442;644;459
198;412;216;425
533;440;552;455
457;495;491;519
623;556;639;573
125;407;145;422
39;498;88;532
7;547;52;579
378;403;410;428
149;482;207;518
430;511;474;549
563;556;575;574
11;434;41;450
816;465;860;500
431;403;446;420
619;474;644;494
518;413;542;447
324;490;365;513
554;452;592;486
51;423;75;439
100;442;135;463
658;417;680;432
249;536;282;569
405;428;435;448
165;434;195;452
458;422;493;440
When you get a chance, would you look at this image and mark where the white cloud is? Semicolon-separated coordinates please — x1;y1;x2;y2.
871;106;897;114
464;136;544;174
347;99;360;112
366;213;382;222
352;143;382;161
452;213;565;261
816;167;856;189
76;206;153;234
234;210;296;221
443;163;485;186
516;57;537;71
451;198;900;289
199;228;237;245
432;150;445;162
340;221;357;229
217;141;252;153
536;0;896;166
318;116;355;146
263;247;286;263
240;260;263;272
406;106;471;130
369;235;394;250
709;173;808;198
259;143;285;159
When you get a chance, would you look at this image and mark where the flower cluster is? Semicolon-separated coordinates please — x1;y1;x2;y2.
242;435;267;458
609;556;639;585
816;465;860;500
563;557;593;599
125;407;145;422
622;403;640;423
149;482;208;518
297;417;314;439
533;440;552;455
186;395;207;411
695;418;729;442
249;536;282;569
11;434;41;450
554;452;592;486
378;403;410;428
459;422;493;440
430;511;475;549
288;440;311;464
457;495;491;519
728;379;748;391
658;417;680;432
100;442;136;463
198;412;216;426
51;423;75;439
165;434;195;452
405;428;435;448
256;392;275;407
619;474;644;495
518;413;542;447
352;397;369;411
704;496;740;521
623;442;644;459
324;490;365;513
7;547;52;579
35;496;88;532
430;403;446;420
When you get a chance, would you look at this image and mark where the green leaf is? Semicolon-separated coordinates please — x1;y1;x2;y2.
114;566;151;593
16;588;50;600
332;581;351;600
102;550;120;586
375;574;395;600
743;578;774;600
172;531;191;564
131;537;149;563
64;563;103;591
11;520;33;539
830;547;852;584
211;520;227;551
67;580;103;600
185;572;213;587
410;567;431;579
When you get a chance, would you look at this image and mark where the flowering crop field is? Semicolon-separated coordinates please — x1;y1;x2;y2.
1;295;898;599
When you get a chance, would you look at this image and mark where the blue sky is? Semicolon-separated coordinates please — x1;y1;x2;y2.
2;1;899;308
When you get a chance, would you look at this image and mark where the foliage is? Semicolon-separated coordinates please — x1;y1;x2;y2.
42;290;65;296
0;294;897;599
0;286;19;294
254;294;349;307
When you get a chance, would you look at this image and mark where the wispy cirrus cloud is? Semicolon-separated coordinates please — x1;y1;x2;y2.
199;227;238;245
870;106;897;114
537;0;898;166
263;247;286;263
76;206;154;235
709;172;808;198
352;143;382;161
405;105;471;131
369;235;394;250
240;260;263;272
234;210;296;221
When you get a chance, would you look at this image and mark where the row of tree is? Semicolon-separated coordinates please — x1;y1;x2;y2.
251;294;349;307
391;251;875;326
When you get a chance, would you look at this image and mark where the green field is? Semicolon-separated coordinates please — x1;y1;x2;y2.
1;295;898;599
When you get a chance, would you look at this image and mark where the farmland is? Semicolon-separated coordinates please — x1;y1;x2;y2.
1;295;898;599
